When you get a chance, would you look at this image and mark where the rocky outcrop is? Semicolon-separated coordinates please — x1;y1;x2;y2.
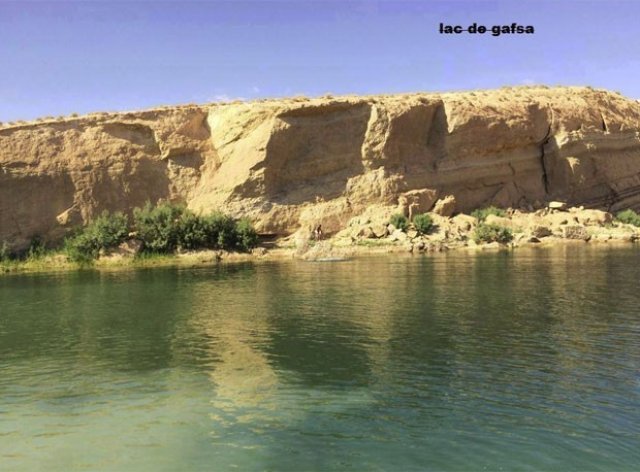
2;86;640;250
332;206;640;254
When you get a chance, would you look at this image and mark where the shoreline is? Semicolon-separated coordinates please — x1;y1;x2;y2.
2;232;639;276
3;205;640;276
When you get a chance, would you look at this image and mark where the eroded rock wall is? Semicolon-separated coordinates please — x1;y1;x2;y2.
2;86;640;249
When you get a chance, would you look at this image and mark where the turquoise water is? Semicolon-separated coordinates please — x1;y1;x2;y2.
1;246;639;471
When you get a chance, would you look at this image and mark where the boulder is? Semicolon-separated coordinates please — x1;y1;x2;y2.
108;239;143;257
530;225;552;238
371;224;389;238
573;209;614;226
562;225;591;241
398;189;439;219
451;214;476;232
357;226;376;239
389;229;408;242
548;201;568;211
432;195;456;217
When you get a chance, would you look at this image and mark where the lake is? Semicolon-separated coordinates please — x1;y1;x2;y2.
1;246;639;471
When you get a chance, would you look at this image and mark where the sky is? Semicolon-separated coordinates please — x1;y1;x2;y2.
1;0;639;121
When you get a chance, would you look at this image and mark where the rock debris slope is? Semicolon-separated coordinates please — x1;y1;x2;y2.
2;86;640;249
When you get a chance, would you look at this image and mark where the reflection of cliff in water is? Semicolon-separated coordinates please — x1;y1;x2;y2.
117;248;640;446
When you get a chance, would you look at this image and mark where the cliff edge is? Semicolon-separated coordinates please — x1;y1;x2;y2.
2;86;640;250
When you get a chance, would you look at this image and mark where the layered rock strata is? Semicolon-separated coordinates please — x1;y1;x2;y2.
2;86;640;250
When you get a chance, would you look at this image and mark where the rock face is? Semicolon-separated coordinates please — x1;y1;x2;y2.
2;86;640;250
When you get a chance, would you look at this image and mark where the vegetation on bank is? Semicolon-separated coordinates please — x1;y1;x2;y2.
65;211;129;263
390;214;409;232
471;206;506;221
0;238;65;272
389;213;433;235
413;213;434;234
473;223;514;244
468;206;514;243
67;203;258;263
2;202;259;268
5;203;640;274
615;209;640;227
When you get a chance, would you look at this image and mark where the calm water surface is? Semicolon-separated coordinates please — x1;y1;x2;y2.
1;246;639;471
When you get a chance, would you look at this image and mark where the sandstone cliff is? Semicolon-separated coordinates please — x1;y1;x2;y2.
2;86;640;250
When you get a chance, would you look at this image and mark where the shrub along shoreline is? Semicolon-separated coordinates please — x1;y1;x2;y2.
1;202;259;269
66;202;259;264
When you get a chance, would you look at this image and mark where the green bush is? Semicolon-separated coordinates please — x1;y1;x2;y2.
61;202;259;261
175;211;258;252
177;211;211;250
473;223;514;244
134;203;259;253
64;234;98;265
64;210;129;263
390;213;409;232
471;206;507;221
413;213;433;234
616;209;640;227
88;210;129;248
133;202;185;253
207;213;238;249
235;217;259;251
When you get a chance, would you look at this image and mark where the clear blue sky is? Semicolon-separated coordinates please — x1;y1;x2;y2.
1;0;639;121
